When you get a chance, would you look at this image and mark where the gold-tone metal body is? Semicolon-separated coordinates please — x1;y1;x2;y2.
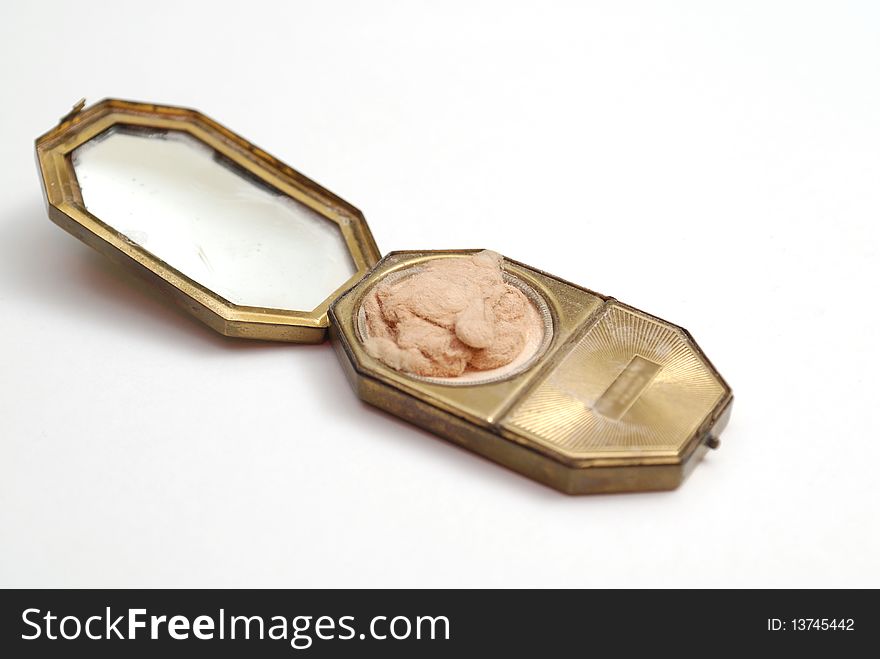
35;99;381;342
36;100;733;494
331;251;733;494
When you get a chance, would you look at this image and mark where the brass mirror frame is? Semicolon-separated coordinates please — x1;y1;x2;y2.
35;99;381;343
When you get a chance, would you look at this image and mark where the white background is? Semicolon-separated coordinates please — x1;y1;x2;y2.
1;1;878;588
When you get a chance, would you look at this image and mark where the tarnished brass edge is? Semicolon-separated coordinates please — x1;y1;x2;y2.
330;321;685;495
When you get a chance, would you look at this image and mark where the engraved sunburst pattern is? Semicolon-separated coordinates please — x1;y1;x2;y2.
502;303;726;458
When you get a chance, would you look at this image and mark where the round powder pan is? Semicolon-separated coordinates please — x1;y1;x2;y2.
354;260;555;387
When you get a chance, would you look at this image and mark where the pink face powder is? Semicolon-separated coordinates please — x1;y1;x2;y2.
360;251;547;380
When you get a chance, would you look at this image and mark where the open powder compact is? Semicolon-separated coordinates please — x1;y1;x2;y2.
35;99;733;494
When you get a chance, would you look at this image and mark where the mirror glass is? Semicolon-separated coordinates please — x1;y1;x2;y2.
71;128;356;311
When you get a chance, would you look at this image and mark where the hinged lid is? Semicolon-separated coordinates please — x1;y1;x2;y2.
35;99;381;342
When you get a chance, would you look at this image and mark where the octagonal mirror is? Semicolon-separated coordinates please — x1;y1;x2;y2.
35;99;381;343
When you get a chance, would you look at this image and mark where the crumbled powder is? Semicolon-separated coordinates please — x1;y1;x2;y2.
362;250;535;377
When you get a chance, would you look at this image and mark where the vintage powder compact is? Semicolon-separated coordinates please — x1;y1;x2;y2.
35;99;733;494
